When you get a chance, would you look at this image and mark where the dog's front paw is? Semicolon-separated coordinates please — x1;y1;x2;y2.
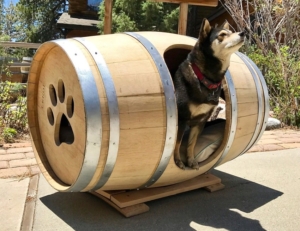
175;159;186;170
188;158;199;170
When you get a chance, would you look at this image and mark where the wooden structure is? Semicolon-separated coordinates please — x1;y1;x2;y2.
68;0;99;18
57;0;220;37
0;42;38;83
103;0;218;35
0;41;40;49
91;173;224;217
27;32;269;216
57;0;99;38
57;13;99;38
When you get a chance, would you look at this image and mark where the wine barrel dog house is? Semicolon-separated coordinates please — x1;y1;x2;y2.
27;32;269;196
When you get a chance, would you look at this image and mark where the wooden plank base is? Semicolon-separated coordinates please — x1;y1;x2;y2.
204;182;225;192
90;192;149;217
90;173;223;217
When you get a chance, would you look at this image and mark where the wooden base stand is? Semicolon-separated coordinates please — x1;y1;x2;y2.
90;173;224;217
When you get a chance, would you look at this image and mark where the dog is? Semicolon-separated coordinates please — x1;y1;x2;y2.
173;18;245;169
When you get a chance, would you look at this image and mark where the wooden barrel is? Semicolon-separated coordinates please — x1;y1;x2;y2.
27;32;269;192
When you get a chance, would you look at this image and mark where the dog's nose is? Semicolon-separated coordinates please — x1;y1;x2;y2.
239;31;245;37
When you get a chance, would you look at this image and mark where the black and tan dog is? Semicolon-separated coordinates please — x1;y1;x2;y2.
173;18;245;169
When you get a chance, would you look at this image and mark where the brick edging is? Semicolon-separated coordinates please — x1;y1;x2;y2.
0;144;40;178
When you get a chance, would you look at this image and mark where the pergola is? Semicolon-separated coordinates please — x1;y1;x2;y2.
103;0;218;35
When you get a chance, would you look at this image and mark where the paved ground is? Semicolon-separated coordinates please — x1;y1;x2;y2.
248;129;300;152
0;129;300;231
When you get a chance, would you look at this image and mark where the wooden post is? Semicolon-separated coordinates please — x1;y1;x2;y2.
104;0;113;34
178;3;188;35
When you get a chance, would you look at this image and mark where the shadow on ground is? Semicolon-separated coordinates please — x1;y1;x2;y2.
40;170;282;231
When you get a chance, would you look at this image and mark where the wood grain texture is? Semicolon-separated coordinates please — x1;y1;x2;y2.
90;192;150;217
37;46;86;185
104;0;113;34
178;3;188;35
110;173;221;208
204;182;225;192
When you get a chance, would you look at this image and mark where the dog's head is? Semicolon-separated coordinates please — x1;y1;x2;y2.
196;18;245;61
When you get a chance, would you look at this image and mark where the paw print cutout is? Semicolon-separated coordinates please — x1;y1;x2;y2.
47;79;75;146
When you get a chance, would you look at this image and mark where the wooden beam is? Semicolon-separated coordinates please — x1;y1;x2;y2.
107;174;221;208
90;192;149;218
151;0;218;7
0;42;41;49
8;63;31;67
178;3;188;35
104;0;113;34
91;173;223;217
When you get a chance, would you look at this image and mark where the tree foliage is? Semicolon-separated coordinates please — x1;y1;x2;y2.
0;3;30;72
15;0;68;43
223;0;300;127
1;1;68;59
1;2;20;40
98;0;179;34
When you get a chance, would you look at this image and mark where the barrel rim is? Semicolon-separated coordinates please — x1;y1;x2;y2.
27;41;68;189
234;52;264;155
237;52;270;154
28;40;103;192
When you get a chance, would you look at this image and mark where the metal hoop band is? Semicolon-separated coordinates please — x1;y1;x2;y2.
124;32;177;189
53;39;102;192
213;70;238;167
73;38;120;191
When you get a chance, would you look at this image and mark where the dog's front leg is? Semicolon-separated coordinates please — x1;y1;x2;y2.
187;122;205;169
174;121;186;169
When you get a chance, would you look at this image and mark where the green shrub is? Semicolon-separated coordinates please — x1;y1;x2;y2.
223;0;300;128
244;45;300;127
2;127;17;143
0;82;28;141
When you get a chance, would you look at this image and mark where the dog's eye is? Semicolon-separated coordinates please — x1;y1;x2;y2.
219;33;227;37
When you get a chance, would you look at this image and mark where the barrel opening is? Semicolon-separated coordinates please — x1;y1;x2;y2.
163;47;191;78
54;113;75;146
49;84;57;106
164;46;227;168
47;107;55;126
58;79;66;103
66;96;74;118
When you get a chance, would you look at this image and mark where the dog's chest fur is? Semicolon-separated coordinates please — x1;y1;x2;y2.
174;60;221;124
189;103;216;119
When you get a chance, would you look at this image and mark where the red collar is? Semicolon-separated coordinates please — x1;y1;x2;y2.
191;63;221;90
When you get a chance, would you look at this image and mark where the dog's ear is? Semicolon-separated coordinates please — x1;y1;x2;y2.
220;20;230;30
199;18;211;40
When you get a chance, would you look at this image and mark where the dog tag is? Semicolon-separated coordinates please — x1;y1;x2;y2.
207;92;219;102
